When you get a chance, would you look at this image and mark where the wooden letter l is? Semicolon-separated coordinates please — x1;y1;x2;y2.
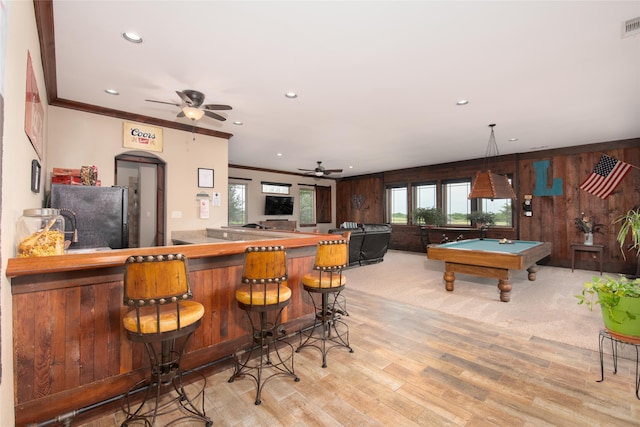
533;160;563;196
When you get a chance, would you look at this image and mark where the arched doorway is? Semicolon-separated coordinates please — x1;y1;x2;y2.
115;152;166;247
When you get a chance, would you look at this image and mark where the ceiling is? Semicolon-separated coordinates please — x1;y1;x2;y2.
43;1;640;178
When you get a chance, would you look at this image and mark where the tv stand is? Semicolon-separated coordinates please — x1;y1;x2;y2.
259;220;297;231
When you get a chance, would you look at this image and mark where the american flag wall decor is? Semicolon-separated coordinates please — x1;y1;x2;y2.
579;155;632;199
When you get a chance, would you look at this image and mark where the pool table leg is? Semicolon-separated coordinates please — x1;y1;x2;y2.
444;270;455;292
527;264;538;281
498;278;512;302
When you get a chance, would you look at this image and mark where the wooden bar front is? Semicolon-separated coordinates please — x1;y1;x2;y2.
7;233;333;426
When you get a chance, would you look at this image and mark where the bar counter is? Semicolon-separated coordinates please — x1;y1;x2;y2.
7;230;335;426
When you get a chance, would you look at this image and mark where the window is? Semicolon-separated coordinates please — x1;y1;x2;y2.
442;180;471;225
261;182;290;194
228;182;247;225
477;177;513;227
299;187;315;225
412;182;437;212
386;185;408;224
478;199;512;227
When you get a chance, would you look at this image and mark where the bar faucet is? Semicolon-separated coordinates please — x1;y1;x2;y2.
58;208;78;244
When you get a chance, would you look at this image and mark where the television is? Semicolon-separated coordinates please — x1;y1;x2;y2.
264;195;294;216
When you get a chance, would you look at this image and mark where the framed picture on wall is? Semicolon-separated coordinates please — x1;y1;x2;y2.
24;51;44;160
198;168;214;188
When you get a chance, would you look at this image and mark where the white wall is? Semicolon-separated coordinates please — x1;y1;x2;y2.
229;167;336;233
1;1;46;424
47;107;230;240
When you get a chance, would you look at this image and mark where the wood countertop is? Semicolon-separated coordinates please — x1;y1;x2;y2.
6;231;334;279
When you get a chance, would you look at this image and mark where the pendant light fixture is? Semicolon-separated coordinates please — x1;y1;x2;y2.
468;124;517;200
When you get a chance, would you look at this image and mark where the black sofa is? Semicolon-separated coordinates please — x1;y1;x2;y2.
328;223;391;266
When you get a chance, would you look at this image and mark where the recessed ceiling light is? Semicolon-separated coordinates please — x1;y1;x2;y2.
508;138;519;142
233;121;243;125
285;92;298;99
104;89;119;95
456;100;469;106
122;32;143;43
349;165;354;169
276;153;283;157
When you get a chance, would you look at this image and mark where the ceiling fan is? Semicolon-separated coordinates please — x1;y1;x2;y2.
145;89;231;121
298;161;343;177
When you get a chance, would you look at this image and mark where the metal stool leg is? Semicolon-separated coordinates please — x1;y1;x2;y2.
228;309;299;405
297;289;353;368
121;333;211;426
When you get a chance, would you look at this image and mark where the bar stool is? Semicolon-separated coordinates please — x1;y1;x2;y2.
297;237;354;368
121;254;211;426
228;245;299;405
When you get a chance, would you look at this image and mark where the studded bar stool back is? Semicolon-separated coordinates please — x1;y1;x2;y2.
296;237;354;367
121;254;211;426
228;246;299;405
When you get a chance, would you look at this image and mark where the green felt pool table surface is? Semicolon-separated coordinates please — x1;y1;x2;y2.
435;238;545;254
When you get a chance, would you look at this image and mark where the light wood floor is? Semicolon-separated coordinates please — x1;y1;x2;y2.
78;289;639;427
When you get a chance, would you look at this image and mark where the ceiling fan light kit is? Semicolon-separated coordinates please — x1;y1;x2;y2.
183;106;205;121
298;161;343;177
146;89;231;122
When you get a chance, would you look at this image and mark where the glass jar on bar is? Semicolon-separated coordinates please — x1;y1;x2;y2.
16;208;65;257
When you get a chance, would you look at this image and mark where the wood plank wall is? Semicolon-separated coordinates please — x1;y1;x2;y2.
336;138;639;275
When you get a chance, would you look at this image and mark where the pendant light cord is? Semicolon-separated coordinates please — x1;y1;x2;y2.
483;124;499;171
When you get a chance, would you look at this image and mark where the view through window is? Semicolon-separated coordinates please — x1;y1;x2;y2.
387;186;408;224
443;180;471;225
299;187;315;225
228;183;247;225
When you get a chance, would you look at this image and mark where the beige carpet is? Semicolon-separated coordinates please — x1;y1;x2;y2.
343;250;608;351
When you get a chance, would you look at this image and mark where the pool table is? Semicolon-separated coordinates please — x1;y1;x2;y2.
427;238;552;302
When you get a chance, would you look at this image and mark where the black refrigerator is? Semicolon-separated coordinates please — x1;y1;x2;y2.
50;184;129;250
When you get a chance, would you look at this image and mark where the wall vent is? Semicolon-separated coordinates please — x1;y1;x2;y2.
621;16;640;38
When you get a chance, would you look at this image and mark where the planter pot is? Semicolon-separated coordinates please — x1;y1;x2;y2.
598;291;640;340
584;232;593;245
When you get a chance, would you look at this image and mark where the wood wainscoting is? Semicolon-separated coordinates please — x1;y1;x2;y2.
7;233;336;426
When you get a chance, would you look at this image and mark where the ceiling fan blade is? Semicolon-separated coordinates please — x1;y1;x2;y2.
204;110;226;121
145;99;181;107
176;110;185;118
176;90;194;106
298;168;314;172
325;169;343;173
203;104;232;111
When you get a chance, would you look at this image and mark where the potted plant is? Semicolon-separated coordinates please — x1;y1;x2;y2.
467;211;496;240
576;206;640;338
574;212;602;246
467;211;496;227
467;211;495;228
614;207;640;277
576;275;640;339
413;207;444;227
